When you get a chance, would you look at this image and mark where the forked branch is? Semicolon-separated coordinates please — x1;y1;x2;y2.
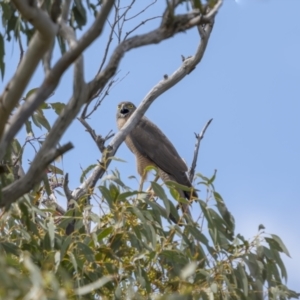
188;118;213;182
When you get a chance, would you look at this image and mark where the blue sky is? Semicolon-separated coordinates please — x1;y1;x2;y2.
1;0;299;291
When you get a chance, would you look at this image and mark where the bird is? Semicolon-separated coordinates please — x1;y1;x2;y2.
116;101;197;220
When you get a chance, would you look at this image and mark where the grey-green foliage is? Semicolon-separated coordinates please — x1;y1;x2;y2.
0;170;299;299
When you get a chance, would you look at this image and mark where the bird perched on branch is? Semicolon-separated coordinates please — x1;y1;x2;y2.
116;101;197;219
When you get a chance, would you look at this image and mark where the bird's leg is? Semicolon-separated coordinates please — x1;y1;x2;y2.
145;173;159;193
138;172;147;193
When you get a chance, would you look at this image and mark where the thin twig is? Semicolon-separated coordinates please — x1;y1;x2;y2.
125;0;157;21
188;118;213;182
97;2;120;74
82;76;116;119
123;16;162;41
83;70;129;119
77;117;114;153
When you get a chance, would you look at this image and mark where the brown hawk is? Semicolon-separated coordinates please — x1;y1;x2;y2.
116;101;197;217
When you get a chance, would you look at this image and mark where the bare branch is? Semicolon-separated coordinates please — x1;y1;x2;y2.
89;2;220;99
77;118;114;153
188;118;213;182
82;71;130;119
0;0;57;139
0;142;74;208
82;76;116;119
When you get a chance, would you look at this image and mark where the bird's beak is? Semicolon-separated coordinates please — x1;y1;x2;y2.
120;104;129;115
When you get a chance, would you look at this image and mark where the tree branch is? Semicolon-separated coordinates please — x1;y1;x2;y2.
0;0;57;140
78;118;114;153
188;118;213;183
0;0;115;160
0;142;74;208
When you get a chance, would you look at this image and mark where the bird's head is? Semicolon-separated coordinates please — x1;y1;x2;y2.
116;101;136;119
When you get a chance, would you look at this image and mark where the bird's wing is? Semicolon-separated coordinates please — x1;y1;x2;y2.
129;117;188;174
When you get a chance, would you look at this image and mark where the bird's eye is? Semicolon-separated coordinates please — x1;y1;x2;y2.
117;105;121;109
128;104;133;108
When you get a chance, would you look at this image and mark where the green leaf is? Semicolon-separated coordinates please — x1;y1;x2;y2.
132;206;146;223
97;227;113;241
272;248;288;281
47;217;55;250
48;164;64;175
144;196;168;221
165;180;194;193
80;164;98;183
5;12;18;41
34;111;51;131
195;172;210;183
31;113;42;129
266;260;281;284
214;191;235;233
25;120;34;136
117;191;140;201
262;245;274;260
207;170;217;184
74;276;112;296
24;88;38;100
258;224;265;231
109;182;119;201
60;235;72;259
180;261;197;280
169;186;180;201
0;241;20;256
99;186;113;208
11;138;22;155
108;156;127;163
73;0;87;29
102;174;130;190
50;102;66;115
237;263;248;296
199;290;210;300
77;242;95;262
151;181;170;216
270;234;290;257
199;200;214;228
69;252;80;287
